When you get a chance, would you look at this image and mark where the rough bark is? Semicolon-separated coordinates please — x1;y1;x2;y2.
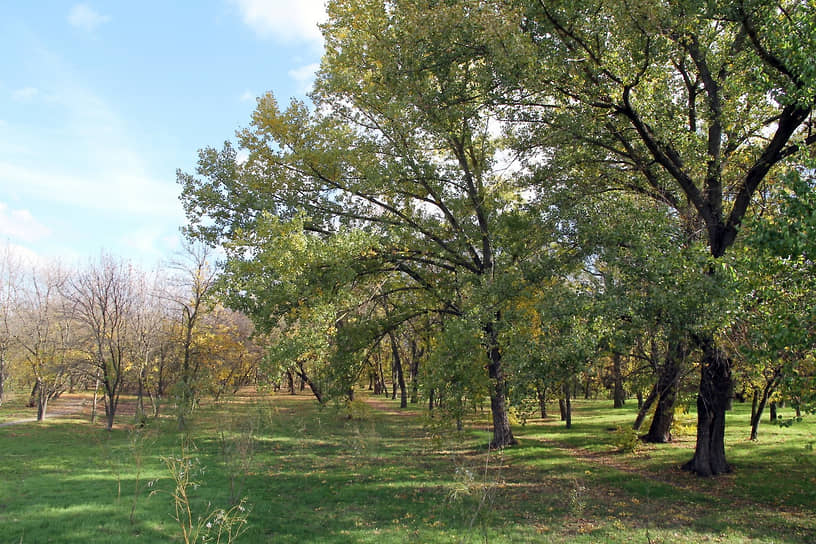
485;324;517;448
633;384;658;431
563;383;572;429
644;341;685;443
682;338;733;476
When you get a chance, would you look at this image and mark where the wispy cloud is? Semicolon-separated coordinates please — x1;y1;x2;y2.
239;90;256;103
68;4;111;32
230;0;326;45
288;63;320;94
0;161;182;218
11;86;40;102
0;202;52;243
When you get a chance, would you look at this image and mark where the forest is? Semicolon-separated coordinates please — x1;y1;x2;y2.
1;0;815;542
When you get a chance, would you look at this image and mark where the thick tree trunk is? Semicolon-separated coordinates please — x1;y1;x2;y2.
682;338;732;476
485;324;516;448
612;353;625;408
644;341;684;443
633;384;658;431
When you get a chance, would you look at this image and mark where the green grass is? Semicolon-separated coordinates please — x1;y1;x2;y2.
0;391;814;543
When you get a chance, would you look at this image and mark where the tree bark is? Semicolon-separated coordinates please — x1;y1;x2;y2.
682;337;732;476
485;323;516;448
537;386;548;418
644;341;685;443
633;384;658;431
559;398;567;421
563;382;572;429
388;332;408;408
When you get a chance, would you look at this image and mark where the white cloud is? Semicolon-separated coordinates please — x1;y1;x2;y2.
68;4;111;32
239;90;256;103
0;202;52;243
0;161;183;219
288;62;320;94
231;0;326;45
12;86;40;102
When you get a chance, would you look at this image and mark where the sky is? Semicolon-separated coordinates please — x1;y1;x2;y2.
0;1;327;267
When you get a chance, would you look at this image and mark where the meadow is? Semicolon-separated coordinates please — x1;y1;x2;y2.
0;390;814;543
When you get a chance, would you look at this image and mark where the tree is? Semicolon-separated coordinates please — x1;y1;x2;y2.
65;254;138;431
179;0;557;447
0;244;22;406
166;242;218;427
502;0;816;475
13;264;75;421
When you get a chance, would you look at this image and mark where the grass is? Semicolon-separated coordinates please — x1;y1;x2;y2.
0;389;814;543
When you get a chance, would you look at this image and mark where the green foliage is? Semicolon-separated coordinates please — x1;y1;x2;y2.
612;424;640;454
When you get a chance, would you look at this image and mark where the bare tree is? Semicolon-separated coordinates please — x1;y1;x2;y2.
166;242;217;427
65;254;137;430
0;244;22;406
13;264;74;420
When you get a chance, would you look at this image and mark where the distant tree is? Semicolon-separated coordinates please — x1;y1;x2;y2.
65;254;138;431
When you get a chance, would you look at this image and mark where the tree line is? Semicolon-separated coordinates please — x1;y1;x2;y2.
0;244;265;430
176;0;816;477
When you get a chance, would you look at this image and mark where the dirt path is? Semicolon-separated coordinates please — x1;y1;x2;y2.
0;394;93;428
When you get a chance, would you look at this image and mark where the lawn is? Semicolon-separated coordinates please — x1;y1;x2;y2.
0;390;813;543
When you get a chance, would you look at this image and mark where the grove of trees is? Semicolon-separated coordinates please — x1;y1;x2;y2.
0;244;265;429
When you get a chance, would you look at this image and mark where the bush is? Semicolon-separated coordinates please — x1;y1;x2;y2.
613;425;640;454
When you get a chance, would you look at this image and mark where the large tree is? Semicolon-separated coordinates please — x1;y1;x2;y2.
502;0;816;475
179;0;556;447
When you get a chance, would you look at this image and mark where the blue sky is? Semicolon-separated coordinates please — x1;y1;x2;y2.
0;1;326;266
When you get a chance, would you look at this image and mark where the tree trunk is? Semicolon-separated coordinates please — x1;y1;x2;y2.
537;386;548;418
36;380;47;421
409;339;421;404
296;362;323;404
636;390;644;409
769;401;777;422
558;398;567;421
27;381;39;408
388;333;408;408
286;370;296;395
612;352;625;408
682;337;732;476
633;384;658;431
644;340;685;443
428;387;435;414
563;382;572;429
485;324;516;448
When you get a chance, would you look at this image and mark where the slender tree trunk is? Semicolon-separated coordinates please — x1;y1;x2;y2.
563;382;572;429
633;384;658;431
612;352;625;408
409;340;420;404
637;390;644;408
750;382;776;441
769;402;777;422
388;332;408;408
27;381;39;408
682;337;732;476
537;386;548;418
36;379;47;421
91;369;100;424
559;398;567;421
428;387;435;414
